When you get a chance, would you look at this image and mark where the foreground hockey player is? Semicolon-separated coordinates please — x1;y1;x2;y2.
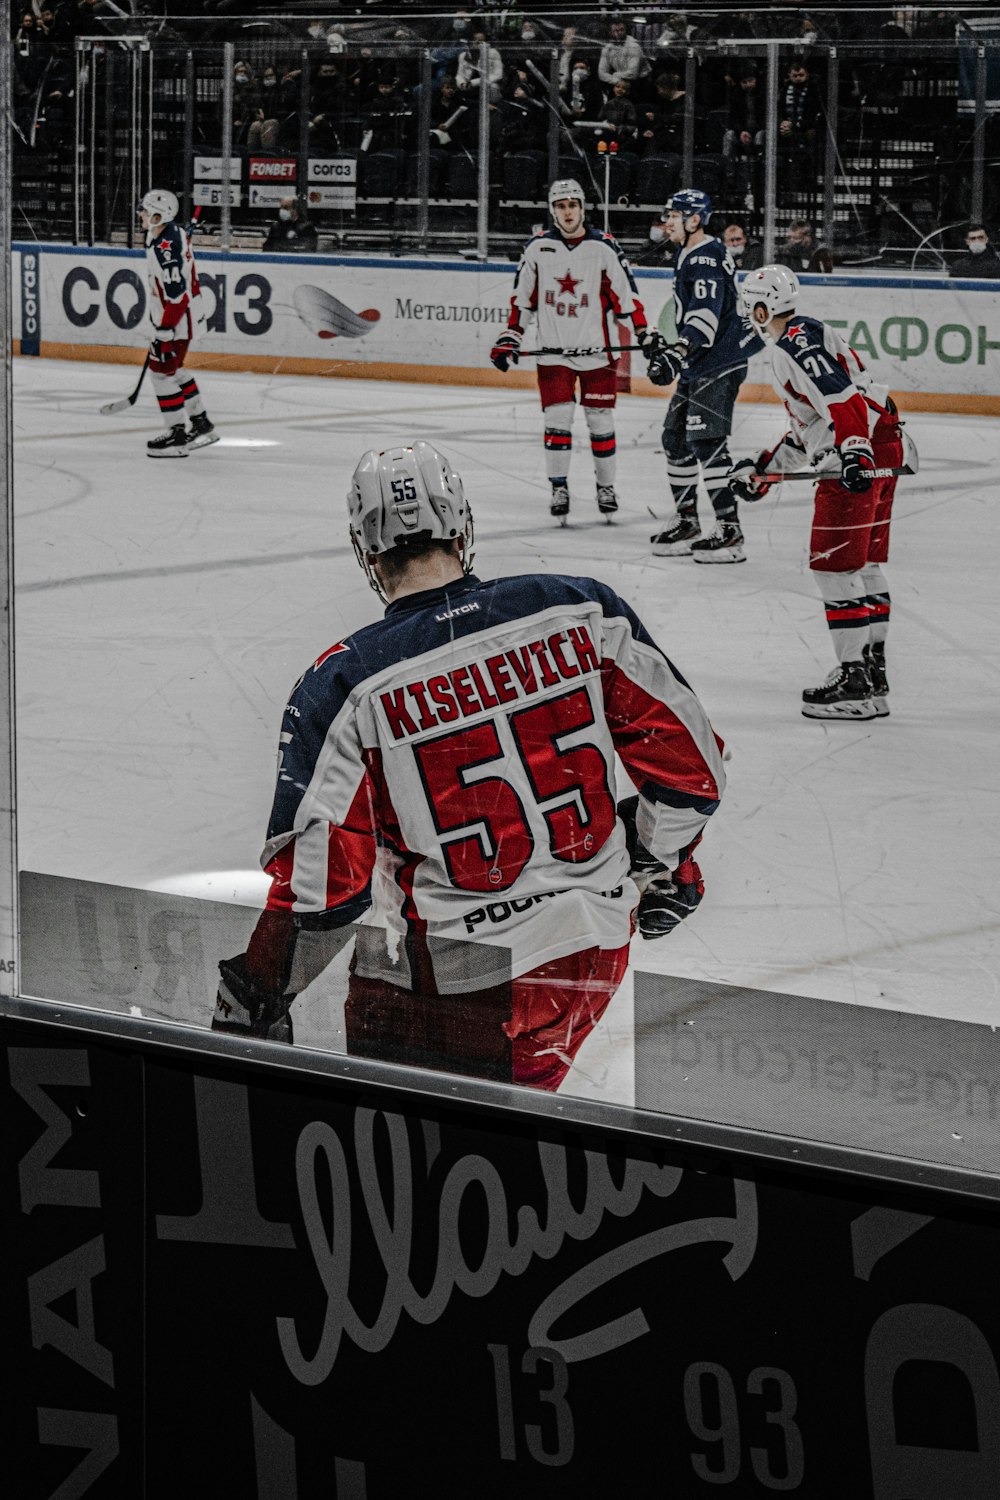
212;442;726;1090
140;189;217;458
647;189;762;563
490;179;663;522
732;265;903;719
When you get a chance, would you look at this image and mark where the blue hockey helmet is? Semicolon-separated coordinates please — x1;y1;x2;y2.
663;188;713;225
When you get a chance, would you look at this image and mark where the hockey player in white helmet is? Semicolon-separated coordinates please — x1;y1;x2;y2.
490;178;665;523
139;189;216;458
212;440;725;1092
727;264;905;718
648;187;763;563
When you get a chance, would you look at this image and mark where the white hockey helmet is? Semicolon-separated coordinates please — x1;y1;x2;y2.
740;264;800;323
548;178;585;213
347;442;475;599
140;188;179;225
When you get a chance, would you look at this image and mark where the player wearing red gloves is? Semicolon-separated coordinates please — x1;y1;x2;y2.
728;266;904;719
141;190;217;458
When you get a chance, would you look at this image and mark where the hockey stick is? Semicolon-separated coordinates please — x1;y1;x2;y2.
769;465;915;483
99;353;151;416
519;344;635;357
98;207;202;416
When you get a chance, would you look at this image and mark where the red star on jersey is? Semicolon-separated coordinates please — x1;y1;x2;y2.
557;271;580;296
157;237;173;254
313;641;350;670
785;322;805;339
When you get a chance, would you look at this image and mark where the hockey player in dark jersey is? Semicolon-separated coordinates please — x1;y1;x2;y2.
212;442;726;1092
730;265;904;719
490;179;663;523
140;189;217;458
647;188;763;563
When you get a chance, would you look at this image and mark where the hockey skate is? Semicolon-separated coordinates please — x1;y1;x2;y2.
550;484;571;524
651;515;700;556
146;423;189;458
863;643;889;717
801;661;876;720
691;519;745;564
187;412;219;451
596;485;618;520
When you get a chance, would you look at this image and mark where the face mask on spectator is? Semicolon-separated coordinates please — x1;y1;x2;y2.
263;77;276;87
453;18;467;30
574;67;589;81
235;69;249;83
522;28;536;40
649;225;666;242
308;24;324;38
967;236;987;254
279;208;292;221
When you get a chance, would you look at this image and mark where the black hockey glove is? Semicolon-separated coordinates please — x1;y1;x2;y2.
633;856;704;940
212;954;295;1044
646;340;688;387
727;457;777;504
839;436;876;493
636;326;667;363
619;795;705;941
490;331;522;372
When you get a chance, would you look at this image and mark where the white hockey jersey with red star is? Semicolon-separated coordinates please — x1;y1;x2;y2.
507;227;648;371
145;220;202;339
248;572;724;995
759;316;893;473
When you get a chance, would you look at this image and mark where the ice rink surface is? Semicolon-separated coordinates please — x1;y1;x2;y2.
11;357;1000;1105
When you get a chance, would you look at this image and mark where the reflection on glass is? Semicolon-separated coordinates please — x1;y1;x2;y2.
7;16;1000;1161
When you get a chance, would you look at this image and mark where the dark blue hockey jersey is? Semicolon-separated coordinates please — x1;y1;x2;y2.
673;237;762;382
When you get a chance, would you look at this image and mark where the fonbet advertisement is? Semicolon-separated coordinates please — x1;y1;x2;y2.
12;244;1000;400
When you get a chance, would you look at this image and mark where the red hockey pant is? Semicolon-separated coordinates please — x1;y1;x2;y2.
345;943;630;1092
809;410;902;573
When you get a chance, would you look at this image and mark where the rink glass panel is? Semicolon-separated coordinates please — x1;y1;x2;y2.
6;13;1000;1182
8;15;994;262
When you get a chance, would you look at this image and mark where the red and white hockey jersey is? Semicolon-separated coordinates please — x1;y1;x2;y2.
248;573;725;995
759;315;893;472
145;219;202;341
508;227;648;371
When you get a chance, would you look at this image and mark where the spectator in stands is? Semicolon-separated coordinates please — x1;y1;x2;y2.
653;10;701;53
429;10;472;84
345;47;382;110
263;196;319;254
640;71;686;155
249;66;281;151
517;18;548;60
227;61;261;147
599;18;651;91
556;26;582;90
363;72;412;154
602;78;639;149
309;54;346;152
776;59;822;193
774;219;833;274
560;56;605;136
456;28;504;102
950;225;1000;278
13;9;51;90
722;221;764;270
499;63;549;154
723;64;763;199
429;76;470;153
